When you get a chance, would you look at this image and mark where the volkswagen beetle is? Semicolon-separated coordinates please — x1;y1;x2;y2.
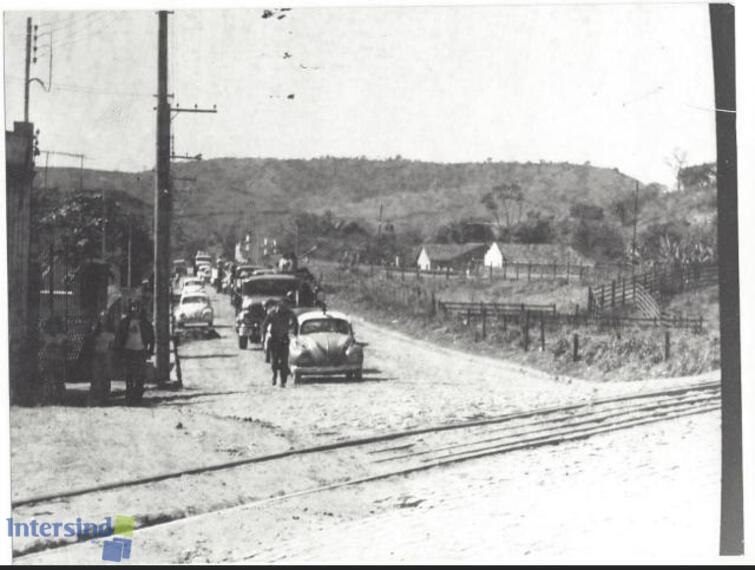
289;310;364;384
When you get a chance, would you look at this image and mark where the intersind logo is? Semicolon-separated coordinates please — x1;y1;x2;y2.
7;514;135;562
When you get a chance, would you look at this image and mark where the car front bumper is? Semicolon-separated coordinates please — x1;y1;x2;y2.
289;364;362;377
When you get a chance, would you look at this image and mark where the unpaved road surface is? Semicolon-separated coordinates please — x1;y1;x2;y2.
12;289;721;564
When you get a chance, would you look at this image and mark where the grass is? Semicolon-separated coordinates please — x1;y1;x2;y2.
315;263;720;383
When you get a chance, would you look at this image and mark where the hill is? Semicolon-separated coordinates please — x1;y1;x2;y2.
38;157;716;263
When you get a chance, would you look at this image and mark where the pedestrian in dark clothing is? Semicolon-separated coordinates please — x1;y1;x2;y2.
261;301;296;387
88;311;115;405
114;301;155;405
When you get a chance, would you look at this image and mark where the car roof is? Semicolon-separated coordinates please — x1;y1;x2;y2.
242;273;303;282
297;310;351;323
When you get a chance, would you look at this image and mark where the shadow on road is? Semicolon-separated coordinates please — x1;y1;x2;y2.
56;385;244;408
180;353;238;360
295;367;392;385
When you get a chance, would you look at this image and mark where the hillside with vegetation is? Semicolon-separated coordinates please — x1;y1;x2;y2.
39;158;717;266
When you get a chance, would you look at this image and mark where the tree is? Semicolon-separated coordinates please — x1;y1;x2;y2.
511;210;554;244
480;182;524;235
35;191;153;286
678;163;716;192
666;148;688;192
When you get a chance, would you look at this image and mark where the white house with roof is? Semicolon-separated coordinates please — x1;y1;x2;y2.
415;243;488;271
483;242;593;268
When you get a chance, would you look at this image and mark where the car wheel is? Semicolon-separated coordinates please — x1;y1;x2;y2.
355;368;363;381
239;336;248;350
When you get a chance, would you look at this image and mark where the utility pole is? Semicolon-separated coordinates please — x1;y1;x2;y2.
154;10;172;385
631;180;639;274
153;12;217;384
24;17;31;122
127;221;133;289
101;189;107;258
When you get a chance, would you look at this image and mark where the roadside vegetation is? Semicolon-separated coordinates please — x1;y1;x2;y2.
318;265;720;383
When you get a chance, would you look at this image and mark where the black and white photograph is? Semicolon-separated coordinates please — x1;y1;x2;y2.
1;0;747;564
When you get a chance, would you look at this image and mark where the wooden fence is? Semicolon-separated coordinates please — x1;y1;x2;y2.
440;300;704;334
587;262;718;315
313;258;646;285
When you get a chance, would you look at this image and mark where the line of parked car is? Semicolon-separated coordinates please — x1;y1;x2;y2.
171;253;367;384
230;263;366;384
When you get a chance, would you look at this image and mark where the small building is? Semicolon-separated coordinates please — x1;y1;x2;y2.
483;242;594;268
415;243;487;271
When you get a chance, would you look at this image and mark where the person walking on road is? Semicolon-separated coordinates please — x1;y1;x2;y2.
114;300;155;405
261;300;296;387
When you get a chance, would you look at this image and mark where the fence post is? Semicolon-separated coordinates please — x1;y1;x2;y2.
516;263;520;280
579;265;584;281
553;261;557;280
466;308;471;327
573;333;579;362
401;266;405;281
528;263;532;282
664;330;671;360
575;303;580;326
523;311;530;351
611;280;616;309
540;314;545;351
446;266;450;280
489;265;493;281
503;313;507;332
566;262;570;283
503;260;507;280
481;304;487;339
601;287;605;312
430;291;436;318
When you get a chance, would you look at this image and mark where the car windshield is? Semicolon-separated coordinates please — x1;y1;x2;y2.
299;318;351;335
242;279;300;297
182;296;207;305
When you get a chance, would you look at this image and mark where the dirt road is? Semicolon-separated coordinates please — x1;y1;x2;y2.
12;289;720;563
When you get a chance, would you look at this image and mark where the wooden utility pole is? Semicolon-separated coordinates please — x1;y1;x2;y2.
24;17;31;121
710;3;741;556
127;221;133;289
154;10;172;384
631;180;639;274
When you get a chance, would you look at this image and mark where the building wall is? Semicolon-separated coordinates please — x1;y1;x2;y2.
484;243;503;268
417;248;432;271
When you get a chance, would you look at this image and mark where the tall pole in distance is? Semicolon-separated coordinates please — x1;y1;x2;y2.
127;221;133;289
24;17;31;122
154;11;172;384
631;181;639;275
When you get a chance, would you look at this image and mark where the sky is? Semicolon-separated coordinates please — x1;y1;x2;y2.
3;3;717;187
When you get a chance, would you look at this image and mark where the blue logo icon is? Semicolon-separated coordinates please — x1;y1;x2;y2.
101;515;134;562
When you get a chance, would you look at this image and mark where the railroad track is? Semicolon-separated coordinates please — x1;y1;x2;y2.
13;381;720;559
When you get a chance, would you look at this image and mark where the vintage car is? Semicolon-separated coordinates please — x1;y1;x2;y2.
181;277;205;294
174;291;214;328
235;273;320;349
196;264;212;283
289;310;364;383
234;264;264;290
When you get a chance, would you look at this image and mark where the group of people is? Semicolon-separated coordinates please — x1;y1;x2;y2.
83;299;155;406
